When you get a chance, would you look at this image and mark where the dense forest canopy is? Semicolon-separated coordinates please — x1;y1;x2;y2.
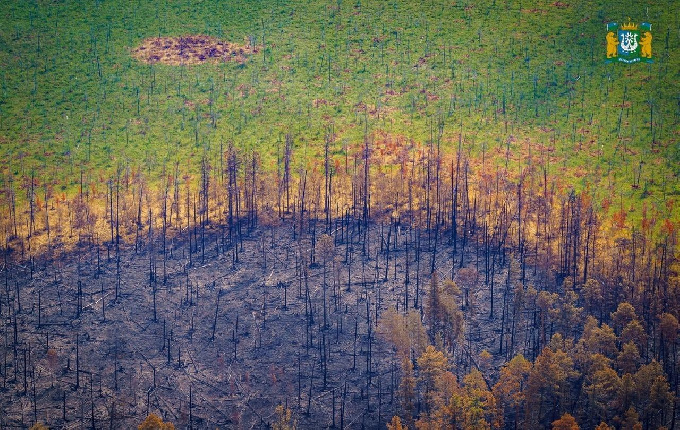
0;0;678;428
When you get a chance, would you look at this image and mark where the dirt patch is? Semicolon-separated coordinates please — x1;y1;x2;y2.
132;35;257;65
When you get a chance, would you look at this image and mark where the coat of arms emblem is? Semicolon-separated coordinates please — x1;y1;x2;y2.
605;20;653;64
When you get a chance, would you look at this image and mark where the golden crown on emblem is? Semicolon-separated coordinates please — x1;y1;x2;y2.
620;19;638;30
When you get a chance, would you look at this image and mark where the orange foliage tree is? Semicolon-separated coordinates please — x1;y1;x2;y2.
138;413;175;430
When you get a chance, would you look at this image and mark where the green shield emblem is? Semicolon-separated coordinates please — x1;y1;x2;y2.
618;28;640;62
605;21;652;64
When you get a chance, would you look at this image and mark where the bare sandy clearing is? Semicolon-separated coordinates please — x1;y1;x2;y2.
132;35;257;65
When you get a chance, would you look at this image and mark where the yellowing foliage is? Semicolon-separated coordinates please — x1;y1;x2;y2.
273;405;297;430
138;413;175;430
551;413;579;430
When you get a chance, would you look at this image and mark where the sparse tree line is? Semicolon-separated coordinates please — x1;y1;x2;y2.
0;129;677;428
382;276;677;429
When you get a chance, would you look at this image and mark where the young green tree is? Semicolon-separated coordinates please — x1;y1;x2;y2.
456;369;500;429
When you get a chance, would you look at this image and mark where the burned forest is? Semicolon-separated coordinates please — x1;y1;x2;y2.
1;135;678;429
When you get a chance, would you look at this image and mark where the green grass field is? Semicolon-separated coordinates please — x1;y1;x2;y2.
1;0;678;221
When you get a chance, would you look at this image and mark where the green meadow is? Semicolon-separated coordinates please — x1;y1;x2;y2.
0;0;678;220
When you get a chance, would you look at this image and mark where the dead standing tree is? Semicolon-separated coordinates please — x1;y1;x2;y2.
283;134;293;215
226;142;241;263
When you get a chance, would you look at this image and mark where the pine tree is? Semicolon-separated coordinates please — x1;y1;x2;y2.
386;415;406;430
551;413;579;430
138;413;175;430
